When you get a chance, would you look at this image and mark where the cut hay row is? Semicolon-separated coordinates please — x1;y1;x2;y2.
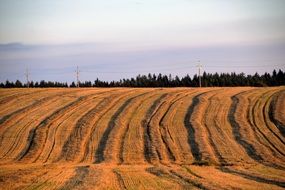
269;90;285;136
85;89;139;163
59;89;124;163
0;89;70;127
36;89;113;163
21;89;112;163
143;89;189;164
152;89;199;164
114;166;186;190
203;88;254;165
248;89;285;159
0;89;44;112
0;92;78;161
99;89;156;164
274;90;285;127
121;89;167;164
187;89;221;165
152;90;195;164
0;87;285;189
0;164;76;190
158;90;196;164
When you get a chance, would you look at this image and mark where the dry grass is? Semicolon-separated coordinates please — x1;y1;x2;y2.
0;87;284;189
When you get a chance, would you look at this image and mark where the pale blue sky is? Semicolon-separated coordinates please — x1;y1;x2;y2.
0;0;285;83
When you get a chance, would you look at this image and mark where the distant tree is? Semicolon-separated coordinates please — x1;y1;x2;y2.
39;80;46;87
29;81;34;88
15;80;23;88
276;69;285;86
34;81;39;87
1;69;284;88
70;82;76;88
5;80;14;88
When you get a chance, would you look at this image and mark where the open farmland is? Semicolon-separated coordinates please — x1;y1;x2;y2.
0;87;284;190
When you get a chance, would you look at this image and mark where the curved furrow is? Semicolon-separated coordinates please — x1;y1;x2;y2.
184;92;206;163
0;89;21;99
0;165;65;190
203;88;254;166
33;90;108;163
0;89;69;125
271;89;285;127
145;89;190;164
59;166;89;190
187;89;222;165
0;93;76;161
22;167;75;190
121;89;189;164
81;89;138;163
0;88;285;189
76;89;135;163
0;89;75;132
0;89;77;158
113;169;128;189
142;92;171;164
115;166;186;189
247;90;282;159
95;89;156;164
251;89;285;157
165;90;205;164
214;90;285;190
186;165;285;189
162;88;219;165
158;89;199;164
229;91;264;163
234;88;285;168
58;89;127;162
40;101;98;163
124;90;178;164
0;89;46;116
120;90;168;164
17;89;108;162
120;91;169;164
269;90;285;136
220;167;285;188
264;90;285;139
146;166;211;190
0;89;38;103
136;91;169;163
147;95;178;163
0;89;42;105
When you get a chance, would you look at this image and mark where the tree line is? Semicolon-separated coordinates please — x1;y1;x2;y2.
1;69;284;88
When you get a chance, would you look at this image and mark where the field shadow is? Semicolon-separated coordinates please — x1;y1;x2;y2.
94;91;149;163
183;93;203;163
269;94;285;137
228;95;263;161
221;167;285;188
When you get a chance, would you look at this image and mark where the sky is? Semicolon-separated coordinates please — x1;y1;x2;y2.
0;0;285;83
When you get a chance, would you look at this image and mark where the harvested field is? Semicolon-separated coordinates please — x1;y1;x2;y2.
0;87;284;189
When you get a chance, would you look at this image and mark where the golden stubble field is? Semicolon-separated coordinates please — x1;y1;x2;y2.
0;87;284;190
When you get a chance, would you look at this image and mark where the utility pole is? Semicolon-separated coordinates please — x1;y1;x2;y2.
197;61;202;88
76;66;80;88
25;67;30;88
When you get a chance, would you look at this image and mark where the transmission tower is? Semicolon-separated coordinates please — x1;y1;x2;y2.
76;66;80;88
196;61;202;88
25;67;30;88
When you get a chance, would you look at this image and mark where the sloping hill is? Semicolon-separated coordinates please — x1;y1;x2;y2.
0;87;284;189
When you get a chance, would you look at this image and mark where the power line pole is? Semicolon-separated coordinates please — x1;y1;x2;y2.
197;61;202;88
76;66;80;88
25;67;30;88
